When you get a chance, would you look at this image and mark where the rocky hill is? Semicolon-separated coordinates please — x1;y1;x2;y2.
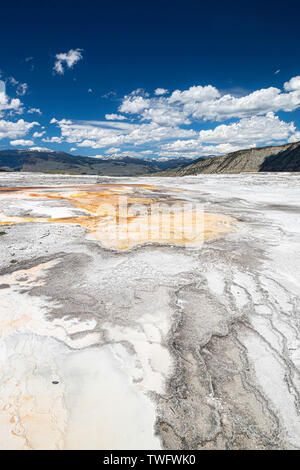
158;141;300;176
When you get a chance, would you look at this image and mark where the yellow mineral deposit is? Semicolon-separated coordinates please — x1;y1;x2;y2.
0;184;236;250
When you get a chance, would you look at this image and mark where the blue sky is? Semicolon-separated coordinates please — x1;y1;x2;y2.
0;0;300;159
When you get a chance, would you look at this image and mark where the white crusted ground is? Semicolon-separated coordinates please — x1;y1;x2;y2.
0;172;299;450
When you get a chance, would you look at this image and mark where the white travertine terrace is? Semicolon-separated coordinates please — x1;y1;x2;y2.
0;172;299;450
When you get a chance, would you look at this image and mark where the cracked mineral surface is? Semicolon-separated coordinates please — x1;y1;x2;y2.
0;172;299;450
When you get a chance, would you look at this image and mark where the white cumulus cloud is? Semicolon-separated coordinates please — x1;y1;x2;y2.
284;76;300;92
160;114;296;154
0;80;23;117
288;131;300;143
119;77;300;123
0;119;39;140
154;88;168;96
42;136;63;143
168;85;220;104
119;96;150;114
105;113;126;121
9;77;28;96
198;113;294;145
53;48;83;75
10;139;34;146
33;130;46;138
28;108;42;115
50;118;196;149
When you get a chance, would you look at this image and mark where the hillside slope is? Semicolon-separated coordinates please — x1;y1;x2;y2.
158;141;300;176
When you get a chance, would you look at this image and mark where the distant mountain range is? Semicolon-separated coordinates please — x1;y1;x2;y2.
0;149;195;176
157;141;300;176
1;141;299;177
